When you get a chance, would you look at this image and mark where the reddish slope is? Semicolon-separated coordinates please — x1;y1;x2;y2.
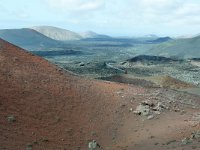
0;38;200;150
0;38;144;149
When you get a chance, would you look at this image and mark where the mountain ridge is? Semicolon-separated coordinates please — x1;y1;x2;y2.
31;26;82;41
147;35;200;58
0;28;61;51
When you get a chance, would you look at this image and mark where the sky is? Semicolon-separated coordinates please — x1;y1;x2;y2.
0;0;200;36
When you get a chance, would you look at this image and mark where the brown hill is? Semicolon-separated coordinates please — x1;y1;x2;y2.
0;38;200;150
100;74;195;89
146;75;196;89
0;38;142;149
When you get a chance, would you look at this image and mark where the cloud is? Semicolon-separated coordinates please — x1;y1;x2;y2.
45;0;105;12
1;0;200;35
175;3;200;17
14;11;29;19
0;2;29;20
125;0;200;26
139;0;181;9
43;0;200;27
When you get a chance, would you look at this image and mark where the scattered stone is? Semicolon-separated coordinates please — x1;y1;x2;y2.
33;141;38;145
79;62;85;67
13;57;19;62
191;131;200;139
149;136;155;139
133;104;151;116
174;108;180;112
129;108;133;112
26;143;33;150
192;146;197;149
91;131;97;136
112;136;116;140
180;110;186;115
41;137;49;142
181;137;192;145
154;111;161;115
192;113;200;122
76;146;81;150
105;146;111;150
65;128;73;133
120;104;126;108
166;140;176;145
134;101;167;117
7;115;16;123
181;131;200;146
88;140;100;149
154;142;159;145
147;115;154;120
192;106;197;109
141;100;155;107
153;102;166;111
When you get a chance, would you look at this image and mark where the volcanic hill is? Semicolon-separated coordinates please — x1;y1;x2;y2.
0;38;200;150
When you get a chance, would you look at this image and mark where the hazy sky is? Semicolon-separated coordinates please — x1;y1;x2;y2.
1;0;200;36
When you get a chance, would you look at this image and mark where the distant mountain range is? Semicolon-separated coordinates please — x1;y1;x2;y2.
31;26;111;40
31;26;82;41
147;37;172;43
79;31;111;39
0;26;169;43
0;26;200;58
147;36;200;58
0;26;111;50
0;28;61;51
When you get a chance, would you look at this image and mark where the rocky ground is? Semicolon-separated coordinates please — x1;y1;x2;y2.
117;58;200;87
0;39;200;150
49;55;200;88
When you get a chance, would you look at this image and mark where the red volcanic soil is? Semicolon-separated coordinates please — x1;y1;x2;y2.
0;38;200;150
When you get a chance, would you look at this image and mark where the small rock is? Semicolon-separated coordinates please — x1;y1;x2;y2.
154;111;161;115
91;131;97;136
147;115;154;120
7;115;16;123
191;131;200;139
149;136;155;139
153;102;166;111
41;137;49;142
26;143;33;150
192;113;200;122
33;141;38;145
141;100;155;107
181;137;192;145
174;108;180;112
134;104;151;116
79;62;85;66
88;140;100;149
154;142;159;145
120;104;126;108
129;108;133;112
180;110;186;115
166;140;176;145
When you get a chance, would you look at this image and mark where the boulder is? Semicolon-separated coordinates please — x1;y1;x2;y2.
134;104;151;116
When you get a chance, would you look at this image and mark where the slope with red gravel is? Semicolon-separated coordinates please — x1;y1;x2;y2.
0;38;200;150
